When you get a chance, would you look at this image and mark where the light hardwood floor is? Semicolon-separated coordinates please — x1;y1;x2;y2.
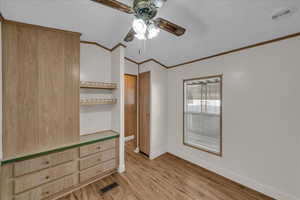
58;142;273;200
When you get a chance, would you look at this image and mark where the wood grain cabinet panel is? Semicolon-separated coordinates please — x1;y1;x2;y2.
2;21;80;158
0;164;14;200
14;155;51;178
0;138;118;200
79;149;115;170
125;74;137;139
14;174;78;200
79;159;116;183
79;139;115;158
14;161;77;194
49;149;77;167
2;22;40;158
139;72;151;156
14;149;76;177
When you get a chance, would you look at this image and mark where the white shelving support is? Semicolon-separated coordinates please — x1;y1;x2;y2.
80;98;117;105
111;45;125;173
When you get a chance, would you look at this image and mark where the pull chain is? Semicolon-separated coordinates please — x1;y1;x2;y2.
138;39;147;55
144;39;146;54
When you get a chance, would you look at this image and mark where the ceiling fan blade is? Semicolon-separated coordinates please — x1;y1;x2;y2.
91;0;134;14
155;17;186;36
124;28;136;42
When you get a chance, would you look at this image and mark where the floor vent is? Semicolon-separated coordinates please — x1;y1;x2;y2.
100;182;119;194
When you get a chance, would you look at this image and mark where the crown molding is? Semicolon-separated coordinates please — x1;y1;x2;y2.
111;43;127;51
81;40;126;52
139;58;168;69
81;31;300;70
79;40;164;67
3;17;300;69
80;41;139;65
80;40;111;51
168;31;300;69
125;57;139;65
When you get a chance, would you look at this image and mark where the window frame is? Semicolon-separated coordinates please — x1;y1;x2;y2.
183;75;223;157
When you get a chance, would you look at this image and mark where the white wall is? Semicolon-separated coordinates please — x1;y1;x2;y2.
139;61;168;159
80;43;112;134
111;46;125;173
80;43;111;82
125;59;138;75
167;36;300;200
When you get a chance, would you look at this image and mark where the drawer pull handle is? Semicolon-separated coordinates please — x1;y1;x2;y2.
45;176;50;180
97;146;101;150
44;161;50;165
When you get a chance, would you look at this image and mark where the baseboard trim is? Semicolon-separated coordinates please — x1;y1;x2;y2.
125;135;134;142
134;147;140;153
150;147;167;160
118;163;125;173
168;151;298;200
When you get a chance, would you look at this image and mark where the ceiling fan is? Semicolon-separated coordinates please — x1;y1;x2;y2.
91;0;186;42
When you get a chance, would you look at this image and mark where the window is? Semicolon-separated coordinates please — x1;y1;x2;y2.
183;75;222;156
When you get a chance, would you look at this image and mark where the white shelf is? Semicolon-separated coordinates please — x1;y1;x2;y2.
80;81;117;89
80;98;117;106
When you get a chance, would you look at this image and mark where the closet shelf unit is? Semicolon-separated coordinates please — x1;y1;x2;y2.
80;81;118;105
80;81;117;89
80;98;117;105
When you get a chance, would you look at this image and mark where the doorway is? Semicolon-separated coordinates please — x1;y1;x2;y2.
138;71;151;156
124;74;137;147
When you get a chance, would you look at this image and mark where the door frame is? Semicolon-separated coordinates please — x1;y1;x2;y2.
138;71;151;156
124;73;138;148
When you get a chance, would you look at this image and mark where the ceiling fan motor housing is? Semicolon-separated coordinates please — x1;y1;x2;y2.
133;0;157;21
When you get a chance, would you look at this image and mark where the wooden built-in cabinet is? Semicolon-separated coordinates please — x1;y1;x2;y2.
2;20;80;158
0;20;121;200
13;149;76;177
0;134;119;200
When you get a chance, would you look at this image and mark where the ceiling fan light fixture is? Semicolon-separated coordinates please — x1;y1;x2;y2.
91;0;186;43
152;0;166;8
135;33;146;40
147;23;160;39
133;18;147;35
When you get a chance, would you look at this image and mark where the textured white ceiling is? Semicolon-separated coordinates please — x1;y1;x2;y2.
1;0;300;66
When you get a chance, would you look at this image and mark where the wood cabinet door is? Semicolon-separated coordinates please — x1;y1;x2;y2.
2;22;80;158
14;161;77;194
124;74;137;143
138;72;151;156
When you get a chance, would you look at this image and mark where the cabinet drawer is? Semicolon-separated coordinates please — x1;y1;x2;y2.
14;149;76;177
15;174;78;200
79;139;115;158
79;149;115;171
14;161;77;194
79;159;115;183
